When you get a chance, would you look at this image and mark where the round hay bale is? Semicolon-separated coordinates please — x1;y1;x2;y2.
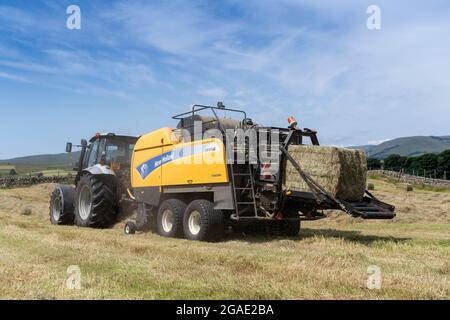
367;183;375;191
406;184;413;192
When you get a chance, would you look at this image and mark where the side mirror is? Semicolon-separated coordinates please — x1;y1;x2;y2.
81;139;88;147
66;142;73;153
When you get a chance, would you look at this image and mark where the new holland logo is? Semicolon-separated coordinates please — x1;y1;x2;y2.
136;142;220;180
140;163;148;176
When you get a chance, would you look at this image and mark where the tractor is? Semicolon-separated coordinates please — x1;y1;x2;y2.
49;133;138;228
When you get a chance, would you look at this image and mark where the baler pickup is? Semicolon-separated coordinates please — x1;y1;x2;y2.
341;191;396;219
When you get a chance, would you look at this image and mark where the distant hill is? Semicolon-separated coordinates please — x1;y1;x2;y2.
352;136;450;159
0;152;81;166
2;135;450;165
349;145;373;153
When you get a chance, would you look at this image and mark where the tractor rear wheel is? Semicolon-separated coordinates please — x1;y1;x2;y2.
183;200;224;241
49;185;75;225
156;199;186;238
74;174;117;228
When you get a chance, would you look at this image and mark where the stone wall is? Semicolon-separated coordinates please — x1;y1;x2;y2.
368;170;450;188
0;176;74;188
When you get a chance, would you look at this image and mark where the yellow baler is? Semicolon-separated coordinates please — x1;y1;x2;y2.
131;128;229;189
124;104;395;241
129;125;237;241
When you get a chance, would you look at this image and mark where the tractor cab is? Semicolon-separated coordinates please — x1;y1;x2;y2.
66;133;138;186
50;133;139;229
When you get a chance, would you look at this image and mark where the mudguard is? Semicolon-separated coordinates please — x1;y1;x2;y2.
83;164;116;176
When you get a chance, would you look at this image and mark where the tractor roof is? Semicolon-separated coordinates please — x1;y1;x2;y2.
89;133;138;143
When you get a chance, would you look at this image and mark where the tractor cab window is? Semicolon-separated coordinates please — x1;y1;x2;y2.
104;139;135;165
87;140;99;167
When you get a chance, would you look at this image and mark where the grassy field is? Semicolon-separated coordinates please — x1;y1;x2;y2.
0;165;16;176
0;178;448;299
0;164;73;177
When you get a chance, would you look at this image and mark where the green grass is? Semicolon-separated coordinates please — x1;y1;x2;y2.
0;165;16;170
0;165;17;176
0;180;448;299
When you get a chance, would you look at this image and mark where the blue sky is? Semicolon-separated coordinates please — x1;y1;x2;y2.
1;0;449;158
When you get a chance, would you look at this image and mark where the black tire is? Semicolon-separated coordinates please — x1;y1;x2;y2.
183;200;224;241
156;199;186;238
124;221;136;235
49;185;75;225
74;174;117;228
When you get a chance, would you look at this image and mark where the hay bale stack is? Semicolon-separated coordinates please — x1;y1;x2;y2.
284;145;367;202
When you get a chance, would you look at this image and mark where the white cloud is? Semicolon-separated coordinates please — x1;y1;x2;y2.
0;71;30;83
1;0;450;149
197;87;227;99
105;1;240;57
367;139;392;146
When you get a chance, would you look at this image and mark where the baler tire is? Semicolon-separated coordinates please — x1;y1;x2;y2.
49;185;75;225
183;200;224;242
74;174;117;228
156;199;186;238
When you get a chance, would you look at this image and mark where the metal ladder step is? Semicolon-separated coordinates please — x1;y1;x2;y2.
229;161;258;219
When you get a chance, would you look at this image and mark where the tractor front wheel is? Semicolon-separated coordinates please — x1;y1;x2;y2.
49;185;75;225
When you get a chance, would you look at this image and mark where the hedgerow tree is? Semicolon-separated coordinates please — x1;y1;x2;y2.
367;157;381;169
370;149;450;179
407;153;438;174
384;154;408;171
437;150;450;177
